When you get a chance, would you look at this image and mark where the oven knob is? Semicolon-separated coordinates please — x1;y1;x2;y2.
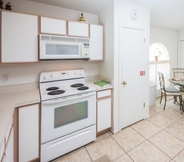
50;74;54;78
43;76;47;80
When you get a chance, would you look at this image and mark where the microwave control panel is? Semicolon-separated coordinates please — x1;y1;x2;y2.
82;43;90;58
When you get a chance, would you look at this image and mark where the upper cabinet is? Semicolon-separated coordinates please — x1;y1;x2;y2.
68;21;89;37
40;17;67;35
89;24;104;61
0;10;103;63
0;11;38;63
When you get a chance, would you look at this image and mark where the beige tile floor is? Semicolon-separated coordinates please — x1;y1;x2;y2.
53;98;184;162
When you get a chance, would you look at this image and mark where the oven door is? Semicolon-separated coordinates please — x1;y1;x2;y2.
41;91;96;144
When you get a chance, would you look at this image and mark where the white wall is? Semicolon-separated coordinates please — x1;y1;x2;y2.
99;0;150;134
150;26;178;69
178;29;184;39
0;0;99;87
114;0;150;133
4;0;98;24
178;29;184;67
99;1;114;82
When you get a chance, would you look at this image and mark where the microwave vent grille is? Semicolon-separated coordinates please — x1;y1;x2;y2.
40;34;89;43
41;35;50;40
51;36;76;42
77;38;89;43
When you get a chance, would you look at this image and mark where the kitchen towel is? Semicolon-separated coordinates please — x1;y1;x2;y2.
94;80;110;87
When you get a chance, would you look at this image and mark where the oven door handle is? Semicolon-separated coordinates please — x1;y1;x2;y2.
42;91;96;105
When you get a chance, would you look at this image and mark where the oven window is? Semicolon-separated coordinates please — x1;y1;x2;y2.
54;101;88;128
46;44;79;55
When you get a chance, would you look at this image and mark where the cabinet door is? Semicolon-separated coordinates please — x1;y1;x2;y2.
1;154;5;162
40;17;66;35
97;97;111;132
0;140;4;162
1;11;38;63
68;21;89;37
19;104;39;162
89;24;103;61
5;127;14;162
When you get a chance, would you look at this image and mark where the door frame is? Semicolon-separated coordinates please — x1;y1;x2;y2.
178;39;184;67
118;25;148;130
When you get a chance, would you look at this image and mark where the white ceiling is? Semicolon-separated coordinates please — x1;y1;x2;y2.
29;0;184;31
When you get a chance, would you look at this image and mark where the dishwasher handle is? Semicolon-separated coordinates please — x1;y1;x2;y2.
42;91;96;105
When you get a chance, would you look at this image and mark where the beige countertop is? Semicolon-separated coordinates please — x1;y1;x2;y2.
0;89;40;145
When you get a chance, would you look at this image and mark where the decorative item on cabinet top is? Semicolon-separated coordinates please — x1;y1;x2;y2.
79;12;85;22
5;2;12;10
0;1;12;10
0;0;3;9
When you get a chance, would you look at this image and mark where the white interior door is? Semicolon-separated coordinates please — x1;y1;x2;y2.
121;27;146;129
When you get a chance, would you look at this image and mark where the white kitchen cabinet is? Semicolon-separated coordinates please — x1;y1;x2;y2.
5;118;12;144
40;17;66;35
18;104;39;162
68;21;89;37
1;11;38;63
1;154;5;162
5;127;14;162
0;140;4;162
97;89;112;133
89;24;104;61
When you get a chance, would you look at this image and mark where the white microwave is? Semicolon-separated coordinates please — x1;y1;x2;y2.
39;34;90;60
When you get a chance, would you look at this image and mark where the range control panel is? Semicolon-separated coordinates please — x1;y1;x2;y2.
40;69;85;83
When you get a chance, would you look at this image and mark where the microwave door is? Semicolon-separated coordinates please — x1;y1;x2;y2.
40;42;82;59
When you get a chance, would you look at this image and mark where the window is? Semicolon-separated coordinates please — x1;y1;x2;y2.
149;43;170;90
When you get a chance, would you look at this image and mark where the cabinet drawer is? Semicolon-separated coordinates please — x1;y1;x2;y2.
97;90;111;98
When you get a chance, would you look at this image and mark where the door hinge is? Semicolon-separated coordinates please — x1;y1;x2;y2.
144;38;146;42
143;103;145;107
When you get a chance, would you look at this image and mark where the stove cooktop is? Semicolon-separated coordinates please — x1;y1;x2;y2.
39;70;96;101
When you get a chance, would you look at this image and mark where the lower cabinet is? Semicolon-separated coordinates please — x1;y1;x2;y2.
0;140;4;162
18;104;39;162
96;89;112;134
1;155;5;162
0;121;14;162
5;127;14;162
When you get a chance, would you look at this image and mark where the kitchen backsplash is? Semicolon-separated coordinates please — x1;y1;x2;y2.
0;60;99;88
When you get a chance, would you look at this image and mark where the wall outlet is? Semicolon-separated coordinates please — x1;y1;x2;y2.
2;74;9;82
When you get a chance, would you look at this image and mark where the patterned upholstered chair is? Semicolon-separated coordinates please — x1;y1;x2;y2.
172;68;184;78
158;71;183;110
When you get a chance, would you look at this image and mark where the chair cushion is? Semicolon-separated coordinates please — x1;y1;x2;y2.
165;86;180;93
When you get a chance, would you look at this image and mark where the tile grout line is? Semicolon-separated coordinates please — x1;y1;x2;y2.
109;132;136;162
148;104;184;161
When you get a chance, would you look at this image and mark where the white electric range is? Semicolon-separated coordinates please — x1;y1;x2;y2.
39;69;96;162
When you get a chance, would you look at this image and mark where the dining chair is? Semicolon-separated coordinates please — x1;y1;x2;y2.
157;71;183;110
172;68;184;78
